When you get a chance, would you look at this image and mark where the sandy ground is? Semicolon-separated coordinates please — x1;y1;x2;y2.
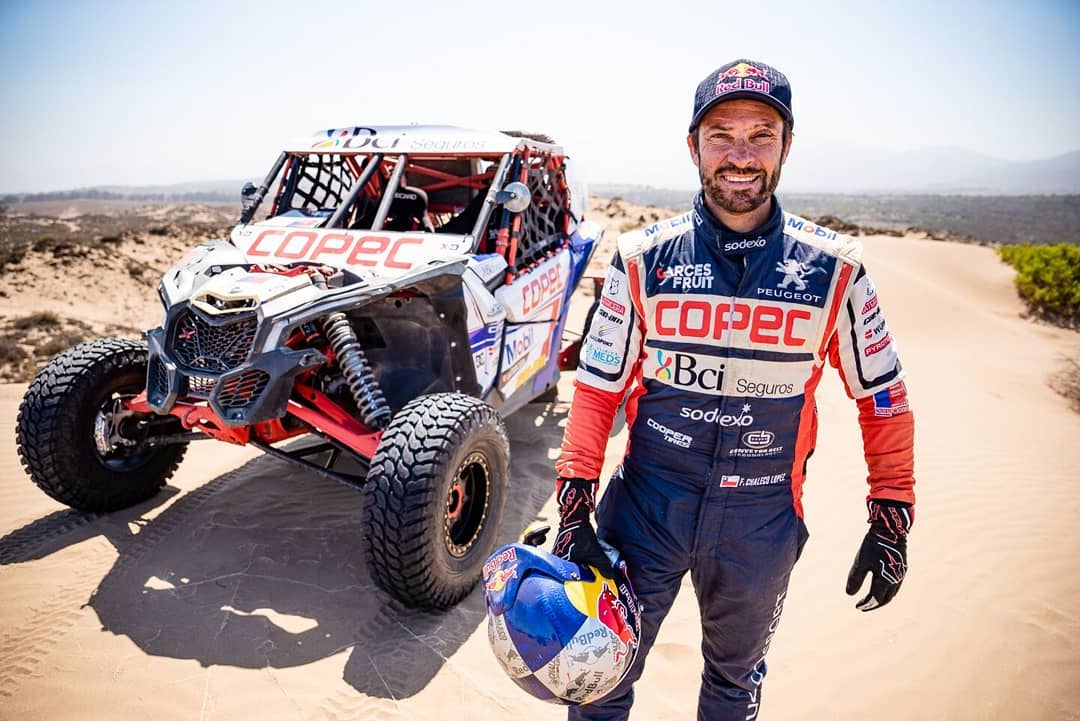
2;205;1079;720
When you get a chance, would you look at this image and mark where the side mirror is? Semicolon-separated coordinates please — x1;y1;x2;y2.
241;182;257;198
495;181;530;213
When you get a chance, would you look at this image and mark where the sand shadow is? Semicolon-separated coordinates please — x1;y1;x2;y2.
0;488;179;566
73;399;566;697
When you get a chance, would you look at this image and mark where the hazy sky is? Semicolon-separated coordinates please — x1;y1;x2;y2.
1;0;1077;193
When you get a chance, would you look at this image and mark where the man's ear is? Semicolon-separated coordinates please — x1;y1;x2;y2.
781;131;793;165
687;133;700;168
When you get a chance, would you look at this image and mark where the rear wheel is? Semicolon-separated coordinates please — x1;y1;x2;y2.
363;393;509;609
16;338;187;512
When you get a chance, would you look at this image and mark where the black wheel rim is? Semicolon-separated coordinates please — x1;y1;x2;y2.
90;390;156;472
444;451;491;558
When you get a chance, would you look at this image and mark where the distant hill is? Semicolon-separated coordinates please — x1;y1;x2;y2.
590;186;1080;246
780;146;1080;195
0;179;253;204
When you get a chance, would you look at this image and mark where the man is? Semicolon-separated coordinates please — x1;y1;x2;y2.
552;59;915;721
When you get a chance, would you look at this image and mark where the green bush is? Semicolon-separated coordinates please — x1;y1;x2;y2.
998;244;1080;326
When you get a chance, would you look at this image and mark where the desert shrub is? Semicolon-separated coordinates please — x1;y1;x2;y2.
1052;357;1080;413
38;328;91;357
0;243;28;271
998;244;1080;327
13;310;61;330
0;335;29;364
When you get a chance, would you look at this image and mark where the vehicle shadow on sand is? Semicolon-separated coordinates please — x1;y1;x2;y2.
1;399;567;699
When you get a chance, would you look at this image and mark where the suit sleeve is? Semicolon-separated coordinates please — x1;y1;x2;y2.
827;264;915;506
556;251;644;480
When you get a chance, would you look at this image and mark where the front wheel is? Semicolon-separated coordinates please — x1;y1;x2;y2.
16;337;186;512
363;393;510;609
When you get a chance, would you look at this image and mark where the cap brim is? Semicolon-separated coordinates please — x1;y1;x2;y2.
688;92;793;133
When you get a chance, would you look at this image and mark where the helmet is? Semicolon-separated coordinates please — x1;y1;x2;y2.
481;540;641;705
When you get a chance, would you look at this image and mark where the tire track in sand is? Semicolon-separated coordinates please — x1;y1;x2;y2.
0;469;244;698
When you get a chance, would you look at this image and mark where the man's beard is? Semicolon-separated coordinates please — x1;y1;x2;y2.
700;164;780;215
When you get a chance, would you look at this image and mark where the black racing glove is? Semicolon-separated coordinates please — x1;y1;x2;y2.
552;477;615;577
846;500;913;612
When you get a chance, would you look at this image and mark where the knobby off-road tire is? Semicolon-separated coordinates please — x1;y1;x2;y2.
16;337;186;512
363;393;510;610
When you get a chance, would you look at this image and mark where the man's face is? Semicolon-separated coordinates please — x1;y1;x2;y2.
687;99;790;215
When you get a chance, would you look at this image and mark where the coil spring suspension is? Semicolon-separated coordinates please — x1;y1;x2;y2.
321;312;390;429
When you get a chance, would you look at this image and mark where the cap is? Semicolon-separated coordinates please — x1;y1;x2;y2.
688;59;793;133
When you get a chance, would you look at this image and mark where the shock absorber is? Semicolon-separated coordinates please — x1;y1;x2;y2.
321;312;391;429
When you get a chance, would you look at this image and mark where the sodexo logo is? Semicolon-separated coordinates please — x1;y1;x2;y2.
678;404;754;426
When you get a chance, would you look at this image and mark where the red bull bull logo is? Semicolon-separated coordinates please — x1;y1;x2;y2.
597;584;638;663
715;62;771;95
484;565;517;593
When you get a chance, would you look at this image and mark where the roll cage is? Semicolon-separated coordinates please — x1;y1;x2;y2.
238;130;575;283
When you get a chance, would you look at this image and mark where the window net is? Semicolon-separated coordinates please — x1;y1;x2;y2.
515;156;570;270
282;154;356;212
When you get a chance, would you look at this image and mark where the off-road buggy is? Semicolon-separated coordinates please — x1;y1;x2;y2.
16;125;601;609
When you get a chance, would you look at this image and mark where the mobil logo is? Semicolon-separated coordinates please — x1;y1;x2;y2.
650;349;725;393
521;263;565;315
503;327;535;365
653;296;816;348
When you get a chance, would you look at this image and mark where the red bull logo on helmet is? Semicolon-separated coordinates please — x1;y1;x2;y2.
597;583;639;663
715;62;771;95
485;565;517;593
483;546;517;577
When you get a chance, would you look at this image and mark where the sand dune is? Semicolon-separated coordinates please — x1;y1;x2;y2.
1;206;1079;720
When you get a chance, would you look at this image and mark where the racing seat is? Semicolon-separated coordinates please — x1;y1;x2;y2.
436;187;490;235
384;186;435;232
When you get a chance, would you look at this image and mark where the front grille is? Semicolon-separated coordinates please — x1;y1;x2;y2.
172;310;257;372
217;370;270;409
187;375;217;395
152;358;169;398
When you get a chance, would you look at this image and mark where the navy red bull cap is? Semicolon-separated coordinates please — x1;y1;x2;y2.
689;59;793;132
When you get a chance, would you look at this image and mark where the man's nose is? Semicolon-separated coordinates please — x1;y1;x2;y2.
728;138;756;166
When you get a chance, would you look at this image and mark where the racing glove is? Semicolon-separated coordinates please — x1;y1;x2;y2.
846;499;913;612
552;477;615;577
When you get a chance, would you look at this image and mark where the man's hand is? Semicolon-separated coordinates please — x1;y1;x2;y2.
552;477;615;577
845;500;912;611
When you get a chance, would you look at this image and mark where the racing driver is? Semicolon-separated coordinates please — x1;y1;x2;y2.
552;59;916;721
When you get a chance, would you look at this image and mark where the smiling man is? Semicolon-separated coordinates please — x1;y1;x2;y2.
553;59;916;720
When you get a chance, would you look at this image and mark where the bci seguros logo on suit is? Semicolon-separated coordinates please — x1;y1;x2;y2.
653;350;724;392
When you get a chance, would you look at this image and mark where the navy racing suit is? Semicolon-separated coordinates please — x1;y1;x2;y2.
556;194;915;720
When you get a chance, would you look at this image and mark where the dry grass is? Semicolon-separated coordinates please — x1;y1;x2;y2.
0;314;138;383
1051;357;1080;413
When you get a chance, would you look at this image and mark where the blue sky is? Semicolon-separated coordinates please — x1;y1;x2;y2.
1;0;1077;193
